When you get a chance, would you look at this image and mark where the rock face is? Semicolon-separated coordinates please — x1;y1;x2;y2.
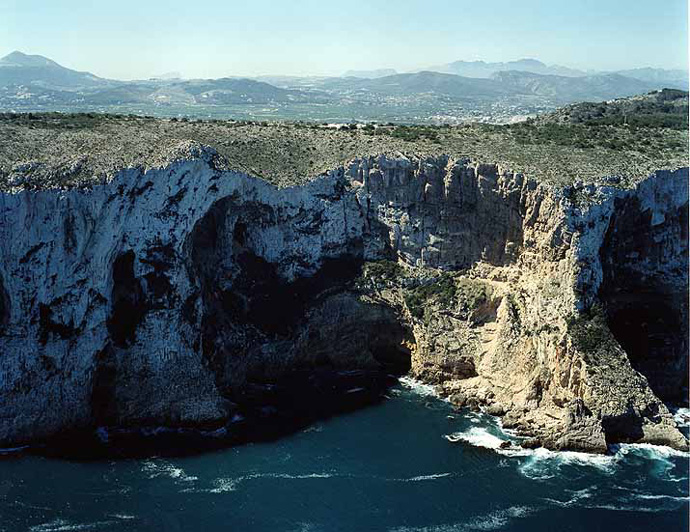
0;144;687;453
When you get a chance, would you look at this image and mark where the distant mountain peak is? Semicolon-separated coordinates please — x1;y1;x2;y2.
427;58;584;78
0;51;59;68
0;51;107;88
513;58;545;66
342;68;398;79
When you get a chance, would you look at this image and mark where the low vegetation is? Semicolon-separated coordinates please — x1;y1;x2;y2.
404;275;458;319
361;260;405;281
567;304;619;358
0;90;687;191
404;275;490;323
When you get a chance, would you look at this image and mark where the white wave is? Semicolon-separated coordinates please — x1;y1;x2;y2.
579;502;680;513
210;477;241;493
30;519;117;532
461;506;532;531
467;414;482;424
204;472;336;493
613;443;689;481
614;442;689;459
495;418;523;439
292;523;322;532
398;376;439;397
389;524;465;532
445;426;618;480
545;487;596;507
634;493;690;502
11;501;53;512
518;441;688;481
273;473;333;480
544;485;689;514
395;473;453;482
517;448;617;480
444;427;508;450
673;407;690;427
141;459;198;483
389;506;533;532
110;514;136;520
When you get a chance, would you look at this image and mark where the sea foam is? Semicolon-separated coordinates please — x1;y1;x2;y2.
398;376;440;398
141;459;198;483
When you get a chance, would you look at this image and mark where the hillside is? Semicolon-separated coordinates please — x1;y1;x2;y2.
0;90;686;191
532;88;689;128
0;51;108;88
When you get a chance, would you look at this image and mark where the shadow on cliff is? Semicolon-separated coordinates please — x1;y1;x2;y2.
43;195;415;460
599;193;689;404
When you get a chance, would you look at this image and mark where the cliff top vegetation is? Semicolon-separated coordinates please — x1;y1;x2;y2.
0;90;686;191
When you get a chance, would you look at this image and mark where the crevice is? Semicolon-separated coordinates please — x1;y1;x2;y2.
107;250;147;348
91;344;119;425
0;273;9;335
38;301;78;344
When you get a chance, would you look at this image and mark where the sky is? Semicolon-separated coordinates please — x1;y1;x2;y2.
0;0;687;80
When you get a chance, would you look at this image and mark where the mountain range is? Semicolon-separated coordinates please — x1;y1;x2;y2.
0;51;687;123
423;58;587;78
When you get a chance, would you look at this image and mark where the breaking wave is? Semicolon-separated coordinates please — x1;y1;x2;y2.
389;505;533;531
444;427;507;449
201;472;337;493
673;407;690;427
141;459;198;483
29;519;118;532
546;485;689;513
444;425;617;479
398;376;440;398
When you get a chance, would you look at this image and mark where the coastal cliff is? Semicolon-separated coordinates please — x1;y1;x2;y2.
0;143;686;453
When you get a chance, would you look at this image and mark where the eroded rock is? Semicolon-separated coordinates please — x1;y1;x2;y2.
0;146;686;453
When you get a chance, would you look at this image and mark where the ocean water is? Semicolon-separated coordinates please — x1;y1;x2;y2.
0;379;688;532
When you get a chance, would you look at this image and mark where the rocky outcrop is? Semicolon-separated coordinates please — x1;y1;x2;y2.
0;143;686;454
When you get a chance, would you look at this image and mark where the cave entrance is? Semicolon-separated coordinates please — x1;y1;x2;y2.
186;196;415;392
371;345;412;375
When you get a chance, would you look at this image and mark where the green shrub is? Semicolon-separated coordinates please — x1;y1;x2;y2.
363;260;404;281
404;275;456;319
567;304;617;357
455;278;490;314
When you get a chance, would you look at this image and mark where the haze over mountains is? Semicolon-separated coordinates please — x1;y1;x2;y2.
0;51;687;123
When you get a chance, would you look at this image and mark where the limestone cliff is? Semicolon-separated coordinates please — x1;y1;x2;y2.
0;143;686;453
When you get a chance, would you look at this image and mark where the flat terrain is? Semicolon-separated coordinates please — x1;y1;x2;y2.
0;92;687;191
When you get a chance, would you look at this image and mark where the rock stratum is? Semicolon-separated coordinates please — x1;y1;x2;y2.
0;143;687;454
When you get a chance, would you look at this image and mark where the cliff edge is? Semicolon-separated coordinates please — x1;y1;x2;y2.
0;144;686;454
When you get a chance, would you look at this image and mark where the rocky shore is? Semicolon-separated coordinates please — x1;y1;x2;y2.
0;143;686;454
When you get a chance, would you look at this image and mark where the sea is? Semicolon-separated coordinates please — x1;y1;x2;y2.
0;378;688;532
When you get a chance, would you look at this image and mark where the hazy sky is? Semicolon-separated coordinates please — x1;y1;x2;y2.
0;0;687;79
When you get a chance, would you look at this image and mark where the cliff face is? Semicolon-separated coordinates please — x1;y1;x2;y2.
0;144;686;453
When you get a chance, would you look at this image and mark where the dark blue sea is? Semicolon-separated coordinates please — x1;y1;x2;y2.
1;379;688;531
